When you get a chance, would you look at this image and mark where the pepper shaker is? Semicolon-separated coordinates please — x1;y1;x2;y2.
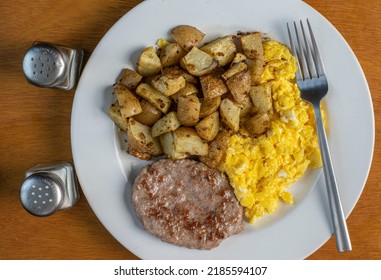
20;162;80;216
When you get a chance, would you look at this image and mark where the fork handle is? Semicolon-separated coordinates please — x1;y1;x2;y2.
313;104;352;252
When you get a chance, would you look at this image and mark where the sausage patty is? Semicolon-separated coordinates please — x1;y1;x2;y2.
131;159;244;250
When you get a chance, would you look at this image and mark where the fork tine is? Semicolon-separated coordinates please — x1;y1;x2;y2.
293;21;309;81
287;22;303;82
307;19;325;77
300;20;318;79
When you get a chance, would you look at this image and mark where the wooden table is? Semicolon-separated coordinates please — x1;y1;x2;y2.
0;0;379;260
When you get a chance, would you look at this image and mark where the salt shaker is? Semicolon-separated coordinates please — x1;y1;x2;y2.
20;162;80;217
22;42;84;90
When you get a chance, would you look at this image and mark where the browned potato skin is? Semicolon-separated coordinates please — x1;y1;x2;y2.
126;118;162;159
117;68;142;89
199;131;231;169
133;99;162;126
171;25;205;51
127;146;152;160
161;66;198;84
200;73;229;100
199;96;221;119
177;94;201;126
226;70;251;104
244;113;271;135
195;111;220;142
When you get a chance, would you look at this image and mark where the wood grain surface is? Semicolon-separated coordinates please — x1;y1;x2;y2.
0;0;379;260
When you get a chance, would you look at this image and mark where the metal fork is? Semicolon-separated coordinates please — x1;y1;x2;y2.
287;19;352;252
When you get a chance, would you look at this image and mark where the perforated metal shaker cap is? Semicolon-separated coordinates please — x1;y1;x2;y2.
23;44;65;87
22;42;83;90
20;172;64;217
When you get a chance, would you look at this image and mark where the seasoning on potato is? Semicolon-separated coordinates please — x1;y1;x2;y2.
171;25;205;51
108;25;323;225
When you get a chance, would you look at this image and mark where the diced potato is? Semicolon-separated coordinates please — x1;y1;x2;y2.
231;52;247;65
151;112;181;137
240;33;265;85
222;61;248;81
180;47;218;76
126;118;162;158
177;94;201;126
133;99;163;126
199;96;221;118
239;94;254;118
135;83;172;114
117;68;142;89
240;32;263;60
108;103;128;131
226;70;251;104
200;72;228;100
173;127;208;156
160;43;187;67
161;66;198;84
156;38;170;49
200;36;236;67
249;83;273;114
219;98;241;132
199;131;230;168
127;147;153;161
151;74;186;96
195;111;220;141
171;25;205;51
114;84;142;119
142;75;156;86
244;113;271;135
171;82;199;103
137;46;162;76
246;57;265;85
159;132;186;159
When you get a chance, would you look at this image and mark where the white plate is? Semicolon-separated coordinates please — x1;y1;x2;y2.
71;0;374;259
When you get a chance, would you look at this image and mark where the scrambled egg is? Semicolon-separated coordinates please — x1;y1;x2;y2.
220;40;323;224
